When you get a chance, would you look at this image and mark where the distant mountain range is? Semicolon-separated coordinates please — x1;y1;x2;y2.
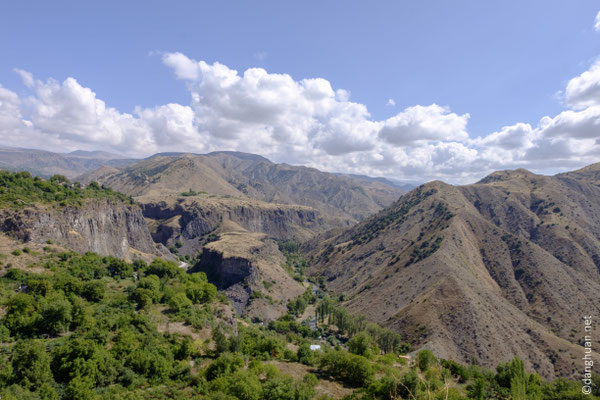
0;146;136;178
0;147;417;190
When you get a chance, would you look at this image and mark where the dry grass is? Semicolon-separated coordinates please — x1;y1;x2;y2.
265;360;355;399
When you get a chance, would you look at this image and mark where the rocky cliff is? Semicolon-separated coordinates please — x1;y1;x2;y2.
193;223;306;321
139;194;323;256
0;198;168;261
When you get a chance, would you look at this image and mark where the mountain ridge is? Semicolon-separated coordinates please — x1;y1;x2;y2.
307;166;600;379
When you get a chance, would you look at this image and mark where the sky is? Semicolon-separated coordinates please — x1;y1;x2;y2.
2;1;600;183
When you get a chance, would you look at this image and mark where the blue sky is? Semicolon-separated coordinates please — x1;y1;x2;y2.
2;1;600;183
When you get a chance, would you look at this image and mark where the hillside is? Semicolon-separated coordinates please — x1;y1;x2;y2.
307;165;600;379
77;152;405;226
140;193;322;254
0;147;135;179
0;171;168;261
1;234;597;399
193;221;307;320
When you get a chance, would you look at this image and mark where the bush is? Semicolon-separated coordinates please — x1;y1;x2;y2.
168;292;193;314
348;331;379;358
205;352;245;381
82;280;106;302
144;258;181;279
9;339;55;390
319;350;374;387
38;296;73;335
297;343;314;365
417;349;436;371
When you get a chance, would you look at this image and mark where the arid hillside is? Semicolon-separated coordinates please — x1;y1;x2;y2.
307;164;600;379
78;151;405;227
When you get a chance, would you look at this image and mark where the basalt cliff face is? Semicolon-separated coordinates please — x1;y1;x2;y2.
140;195;322;256
0;198;168;261
193;223;305;321
307;166;600;379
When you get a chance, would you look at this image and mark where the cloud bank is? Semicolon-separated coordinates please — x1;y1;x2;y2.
3;51;600;183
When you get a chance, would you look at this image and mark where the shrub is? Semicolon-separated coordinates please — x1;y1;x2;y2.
168;292;193;314
417;349;436;371
319;350;374;387
205;352;245;381
38;297;73;335
297;343;314;365
82;280;106;302
9;339;55;390
348;331;379;358
144;258;181;279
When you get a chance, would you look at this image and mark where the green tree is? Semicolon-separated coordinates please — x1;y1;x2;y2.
168;292;193;313
296;343;314;365
417;349;436;371
64;376;96;400
82;280;106;302
9;339;55;390
213;324;230;354
51;338;102;384
348;331;379;358
39;296;73;335
144;258;181;279
3;293;39;336
206;352;245;381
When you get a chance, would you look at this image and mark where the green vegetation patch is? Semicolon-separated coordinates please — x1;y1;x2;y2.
0;170;132;209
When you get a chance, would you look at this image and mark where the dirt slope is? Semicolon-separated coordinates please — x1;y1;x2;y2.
307;166;600;379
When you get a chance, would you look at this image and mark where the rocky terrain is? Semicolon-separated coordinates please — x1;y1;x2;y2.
77;151;405;227
307;165;600;379
3;155;600;380
192;220;306;320
140;194;322;255
0;198;169;261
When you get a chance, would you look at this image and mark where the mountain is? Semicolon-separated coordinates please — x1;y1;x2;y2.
192;220;306;320
0;146;136;178
78;152;405;230
334;173;418;191
72;152;405;319
306;164;600;379
67;150;129;160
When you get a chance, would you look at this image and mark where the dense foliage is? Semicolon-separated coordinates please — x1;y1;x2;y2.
278;240;308;282
0;170;132;208
0;247;597;399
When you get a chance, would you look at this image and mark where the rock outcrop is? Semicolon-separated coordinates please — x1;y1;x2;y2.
140;194;322;256
193;223;305;321
0;198;168;261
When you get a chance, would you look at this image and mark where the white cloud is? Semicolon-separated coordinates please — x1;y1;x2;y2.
162;52;202;80
564;60;600;109
2;52;600;184
476;123;534;150
378;104;469;146
595;11;600;32
387;98;396;106
14;69;34;88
